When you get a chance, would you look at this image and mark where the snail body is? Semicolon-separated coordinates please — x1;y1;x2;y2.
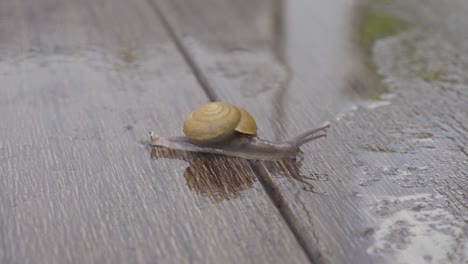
150;102;329;160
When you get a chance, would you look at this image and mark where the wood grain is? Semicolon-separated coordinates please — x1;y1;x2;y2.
153;0;468;263
0;0;310;263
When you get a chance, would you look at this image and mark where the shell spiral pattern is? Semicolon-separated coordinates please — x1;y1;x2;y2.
183;102;242;144
183;102;257;145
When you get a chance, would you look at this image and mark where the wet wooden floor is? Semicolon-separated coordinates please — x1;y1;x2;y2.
1;0;467;263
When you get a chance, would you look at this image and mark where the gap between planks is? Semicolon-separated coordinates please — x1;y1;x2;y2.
146;1;326;263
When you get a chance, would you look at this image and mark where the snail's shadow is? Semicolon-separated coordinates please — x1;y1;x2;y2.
150;147;321;203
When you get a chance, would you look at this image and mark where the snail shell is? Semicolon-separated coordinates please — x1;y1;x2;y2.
183;102;257;145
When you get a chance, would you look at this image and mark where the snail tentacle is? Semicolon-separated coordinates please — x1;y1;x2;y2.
287;123;330;147
294;134;327;147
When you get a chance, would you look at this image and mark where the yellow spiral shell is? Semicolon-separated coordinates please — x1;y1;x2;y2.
183;102;257;145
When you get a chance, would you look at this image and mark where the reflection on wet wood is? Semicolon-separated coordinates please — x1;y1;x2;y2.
151;148;256;203
153;0;468;263
262;159;318;193
151;147;325;196
0;0;311;263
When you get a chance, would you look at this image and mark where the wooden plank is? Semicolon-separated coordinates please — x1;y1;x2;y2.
0;0;310;263
153;0;468;263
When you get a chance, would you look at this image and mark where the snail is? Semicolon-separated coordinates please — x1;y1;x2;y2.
150;102;330;160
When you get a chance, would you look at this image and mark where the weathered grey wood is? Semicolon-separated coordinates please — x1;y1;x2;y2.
153;0;468;263
0;0;311;263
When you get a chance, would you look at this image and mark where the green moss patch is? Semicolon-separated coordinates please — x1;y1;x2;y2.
357;5;409;54
353;1;409;100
